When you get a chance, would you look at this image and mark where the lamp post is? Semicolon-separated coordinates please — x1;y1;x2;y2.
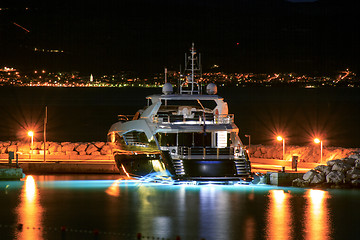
245;135;251;155
314;138;323;163
28;131;34;151
276;136;285;161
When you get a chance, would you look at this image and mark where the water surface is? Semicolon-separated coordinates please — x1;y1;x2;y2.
1;175;360;240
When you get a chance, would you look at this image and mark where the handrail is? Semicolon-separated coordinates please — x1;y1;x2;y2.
153;113;234;124
178;146;234;156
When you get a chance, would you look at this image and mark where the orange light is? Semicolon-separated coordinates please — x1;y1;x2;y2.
27;131;34;137
314;138;321;144
276;136;283;141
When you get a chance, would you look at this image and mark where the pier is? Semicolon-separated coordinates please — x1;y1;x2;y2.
0;164;24;180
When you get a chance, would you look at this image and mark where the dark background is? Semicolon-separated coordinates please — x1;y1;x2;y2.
1;0;359;74
1;86;359;148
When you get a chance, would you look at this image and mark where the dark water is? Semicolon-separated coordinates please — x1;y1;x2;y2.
1;175;360;240
0;86;359;147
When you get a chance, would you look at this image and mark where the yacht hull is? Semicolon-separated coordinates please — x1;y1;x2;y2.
114;151;251;180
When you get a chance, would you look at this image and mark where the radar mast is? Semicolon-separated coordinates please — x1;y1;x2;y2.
180;43;202;95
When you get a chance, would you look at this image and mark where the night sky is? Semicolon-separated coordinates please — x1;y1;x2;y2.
1;0;359;74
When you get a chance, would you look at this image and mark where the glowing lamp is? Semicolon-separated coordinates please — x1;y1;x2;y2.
314;138;323;163
28;131;34;150
276;136;285;162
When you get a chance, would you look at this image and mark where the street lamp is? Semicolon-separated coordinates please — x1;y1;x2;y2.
314;138;323;163
245;134;251;155
276;136;285;161
28;131;34;150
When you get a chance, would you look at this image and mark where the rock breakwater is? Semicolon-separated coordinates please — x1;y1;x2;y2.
250;144;359;163
0;141;112;156
293;151;360;188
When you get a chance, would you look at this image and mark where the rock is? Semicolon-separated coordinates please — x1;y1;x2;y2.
100;145;112;155
86;144;98;155
326;171;345;184
344;158;357;166
51;152;64;155
349;154;360;161
355;160;360;169
2;141;11;147
252;150;261;158
90;151;101;156
260;147;267;155
16;142;30;153
65;150;78;155
33;142;42;150
303;170;317;181
77;151;86;156
293;178;310;187
332;162;352;172
311;172;326;184
314;165;332;175
346;168;360;182
327;159;343;167
48;142;61;153
75;143;88;152
93;142;105;149
62;143;75;152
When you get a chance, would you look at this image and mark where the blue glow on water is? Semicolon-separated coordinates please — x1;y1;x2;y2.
2;175;360;240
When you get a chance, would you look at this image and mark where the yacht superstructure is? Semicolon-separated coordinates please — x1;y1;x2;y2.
108;44;251;181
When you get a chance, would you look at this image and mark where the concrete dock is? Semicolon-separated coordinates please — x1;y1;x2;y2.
1;154;314;186
0;164;25;180
0;153;119;175
266;172;304;186
19;162;119;174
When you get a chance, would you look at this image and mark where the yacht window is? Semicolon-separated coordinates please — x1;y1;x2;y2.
193;132;212;147
161;100;216;110
156;133;177;146
162;100;198;106
198;100;217;110
178;133;193;147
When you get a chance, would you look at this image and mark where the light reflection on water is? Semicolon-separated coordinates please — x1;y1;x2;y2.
305;189;331;240
0;175;350;240
266;190;292;240
266;189;331;240
15;175;44;240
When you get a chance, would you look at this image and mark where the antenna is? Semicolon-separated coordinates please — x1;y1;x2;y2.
180;43;201;95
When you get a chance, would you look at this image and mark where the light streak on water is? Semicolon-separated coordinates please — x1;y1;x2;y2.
305;189;331;240
266;189;292;240
15;175;44;240
105;179;121;197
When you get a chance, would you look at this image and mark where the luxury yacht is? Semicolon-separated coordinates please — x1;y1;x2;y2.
108;44;251;181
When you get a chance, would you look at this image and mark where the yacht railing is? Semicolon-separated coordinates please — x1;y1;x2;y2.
153;113;234;124
178;146;234;159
